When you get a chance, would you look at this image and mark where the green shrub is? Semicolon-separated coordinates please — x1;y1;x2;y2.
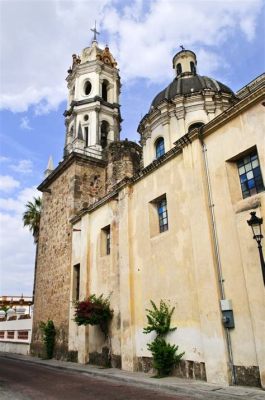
74;294;113;337
143;300;176;337
40;319;56;359
147;337;184;377
143;299;185;377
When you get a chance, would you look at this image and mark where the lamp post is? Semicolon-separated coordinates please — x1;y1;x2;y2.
247;211;265;285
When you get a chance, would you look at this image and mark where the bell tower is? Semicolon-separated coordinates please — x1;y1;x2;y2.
64;29;121;158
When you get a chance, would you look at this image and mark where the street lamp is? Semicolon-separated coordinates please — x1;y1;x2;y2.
247;211;265;285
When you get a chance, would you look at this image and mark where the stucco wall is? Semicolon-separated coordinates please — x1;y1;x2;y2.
0;342;30;355
203;99;265;386
70;97;265;387
0;318;32;355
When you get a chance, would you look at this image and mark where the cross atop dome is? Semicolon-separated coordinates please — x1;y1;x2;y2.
90;21;100;42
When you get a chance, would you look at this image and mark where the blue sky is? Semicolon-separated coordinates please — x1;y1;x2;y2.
0;0;264;296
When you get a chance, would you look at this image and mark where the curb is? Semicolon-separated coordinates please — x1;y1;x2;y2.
1;353;264;400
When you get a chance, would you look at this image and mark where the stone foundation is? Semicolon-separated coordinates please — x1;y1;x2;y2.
137;358;262;387
30;339;69;360
67;350;78;363
89;347;121;368
234;365;261;387
137;357;206;381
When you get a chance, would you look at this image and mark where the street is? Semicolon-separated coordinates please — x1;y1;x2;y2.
0;356;264;400
0;356;190;400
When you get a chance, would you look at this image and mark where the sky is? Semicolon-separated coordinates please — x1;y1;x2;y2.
0;0;264;296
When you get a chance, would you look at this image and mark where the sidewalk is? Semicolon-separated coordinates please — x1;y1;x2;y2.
1;352;264;400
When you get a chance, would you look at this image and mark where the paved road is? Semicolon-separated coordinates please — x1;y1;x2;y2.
0;357;191;400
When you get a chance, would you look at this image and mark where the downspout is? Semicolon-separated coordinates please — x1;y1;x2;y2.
199;129;237;385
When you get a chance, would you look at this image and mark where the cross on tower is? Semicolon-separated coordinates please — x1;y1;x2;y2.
180;45;185;51
91;21;100;42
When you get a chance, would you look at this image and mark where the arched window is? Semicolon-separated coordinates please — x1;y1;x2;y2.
176;63;182;76
155;137;165;159
84;81;92;96
100;120;109;149
102;80;109;102
188;122;205;132
190;61;196;74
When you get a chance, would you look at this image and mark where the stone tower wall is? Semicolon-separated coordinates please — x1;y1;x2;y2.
104;140;142;192
31;156;106;359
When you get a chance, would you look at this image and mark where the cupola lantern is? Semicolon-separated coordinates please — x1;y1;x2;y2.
172;49;197;77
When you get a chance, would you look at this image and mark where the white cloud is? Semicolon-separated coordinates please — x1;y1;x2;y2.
0;186;40;294
20;116;32;130
0;156;9;163
103;0;263;83
0;186;39;214
0;212;35;295
0;175;20;192
10;159;33;174
0;0;263;114
0;0;109;113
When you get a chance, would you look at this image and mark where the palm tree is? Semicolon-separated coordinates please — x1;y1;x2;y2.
23;196;42;303
23;196;42;243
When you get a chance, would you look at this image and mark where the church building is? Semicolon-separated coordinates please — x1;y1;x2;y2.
31;32;265;389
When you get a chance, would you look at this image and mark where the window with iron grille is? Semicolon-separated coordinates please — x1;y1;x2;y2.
155;138;165;159
18;331;29;340
237;151;264;199
157;198;168;233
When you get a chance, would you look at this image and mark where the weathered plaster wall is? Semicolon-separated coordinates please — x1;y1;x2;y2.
70;98;265;387
125;145;231;385
69;199;121;366
204;99;265;387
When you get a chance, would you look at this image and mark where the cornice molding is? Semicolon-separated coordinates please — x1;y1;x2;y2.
202;84;265;137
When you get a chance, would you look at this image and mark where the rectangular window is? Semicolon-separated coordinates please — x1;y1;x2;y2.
149;194;169;237
18;331;29;340
84;126;89;147
7;331;14;339
157;197;168;233
101;225;111;256
0;331;4;339
237;151;264;199
73;264;80;301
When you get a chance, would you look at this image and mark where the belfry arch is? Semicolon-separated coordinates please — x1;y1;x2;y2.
100;120;110;149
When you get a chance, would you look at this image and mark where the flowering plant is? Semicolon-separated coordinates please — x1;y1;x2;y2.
74;294;113;336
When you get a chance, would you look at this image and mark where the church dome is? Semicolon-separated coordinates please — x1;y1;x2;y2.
138;48;238;168
150;74;234;109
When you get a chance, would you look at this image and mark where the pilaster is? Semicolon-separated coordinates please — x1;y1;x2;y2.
118;186;136;371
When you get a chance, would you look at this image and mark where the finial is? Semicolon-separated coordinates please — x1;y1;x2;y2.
180;45;185;51
44;156;54;178
46;156;54;171
90;20;100;42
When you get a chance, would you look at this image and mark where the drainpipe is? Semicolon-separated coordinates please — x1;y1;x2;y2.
199;130;237;385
